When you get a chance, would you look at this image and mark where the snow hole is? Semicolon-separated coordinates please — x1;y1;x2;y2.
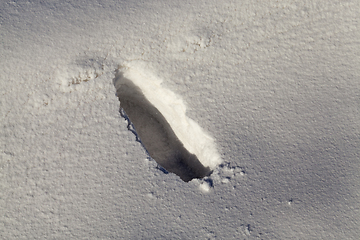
113;63;221;182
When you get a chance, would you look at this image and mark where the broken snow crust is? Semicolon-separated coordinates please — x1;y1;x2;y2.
116;63;222;170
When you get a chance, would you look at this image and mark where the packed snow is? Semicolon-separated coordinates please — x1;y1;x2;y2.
1;0;359;239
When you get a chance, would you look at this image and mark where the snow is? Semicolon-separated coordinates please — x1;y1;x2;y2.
1;0;359;239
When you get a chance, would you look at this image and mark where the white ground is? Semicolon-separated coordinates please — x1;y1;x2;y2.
1;1;359;239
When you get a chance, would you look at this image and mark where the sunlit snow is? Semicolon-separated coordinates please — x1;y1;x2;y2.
1;0;359;239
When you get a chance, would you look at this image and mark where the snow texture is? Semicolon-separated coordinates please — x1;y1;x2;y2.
1;0;360;239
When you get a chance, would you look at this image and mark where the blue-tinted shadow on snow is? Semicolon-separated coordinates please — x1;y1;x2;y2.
113;69;211;182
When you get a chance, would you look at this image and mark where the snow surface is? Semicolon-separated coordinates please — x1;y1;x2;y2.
1;0;360;239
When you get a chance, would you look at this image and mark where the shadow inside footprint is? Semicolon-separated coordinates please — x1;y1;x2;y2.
114;70;211;182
